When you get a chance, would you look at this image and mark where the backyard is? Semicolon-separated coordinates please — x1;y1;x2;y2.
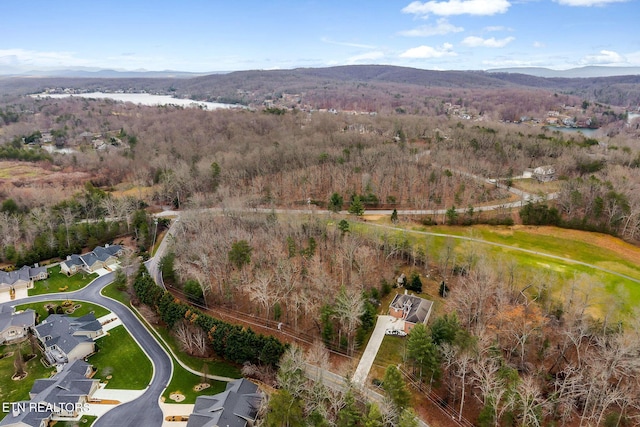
0;342;56;421
29;265;98;296
88;325;153;389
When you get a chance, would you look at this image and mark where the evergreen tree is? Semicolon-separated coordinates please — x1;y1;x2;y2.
406;323;441;386
364;403;384;427
336;389;361;427
265;389;304;427
397;409;420;427
348;196;364;216
407;272;422;293
328;192;344;213
391;209;399;224
382;365;411;411
228;240;252;269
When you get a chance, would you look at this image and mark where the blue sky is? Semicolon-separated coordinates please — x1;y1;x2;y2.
1;0;638;73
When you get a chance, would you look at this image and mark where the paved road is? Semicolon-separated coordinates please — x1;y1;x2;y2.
1;274;173;427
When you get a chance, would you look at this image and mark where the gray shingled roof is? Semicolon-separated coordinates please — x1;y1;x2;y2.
389;294;433;325
6;360;98;427
0;308;36;338
0;266;30;287
187;379;262;427
35;313;101;359
63;254;86;269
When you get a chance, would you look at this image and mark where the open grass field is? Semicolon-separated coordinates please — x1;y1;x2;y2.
510;177;562;194
29;265;98;296
15;300;110;322
162;362;227;404
352;219;640;318
0;343;56;422
88;325;153;389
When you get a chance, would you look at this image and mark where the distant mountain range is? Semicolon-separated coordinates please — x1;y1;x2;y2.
0;67;213;78
2;65;640;79
487;66;640;78
1;64;639;107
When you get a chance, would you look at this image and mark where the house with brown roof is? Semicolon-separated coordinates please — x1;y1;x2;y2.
389;292;434;334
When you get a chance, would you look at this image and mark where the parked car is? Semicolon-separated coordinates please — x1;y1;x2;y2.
385;329;407;337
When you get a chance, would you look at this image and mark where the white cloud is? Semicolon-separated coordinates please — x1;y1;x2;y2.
579;50;625;64
0;48;84;66
398;18;464;36
483;26;512;32
402;0;511;16
400;43;457;58
555;0;627;6
320;37;377;49
533;41;545;48
462;36;515;47
346;51;385;63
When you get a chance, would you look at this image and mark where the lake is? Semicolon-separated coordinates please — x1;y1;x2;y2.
31;92;240;110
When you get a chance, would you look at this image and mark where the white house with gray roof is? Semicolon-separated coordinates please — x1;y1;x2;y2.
34;313;103;366
0;265;48;302
60;244;123;276
0;306;36;345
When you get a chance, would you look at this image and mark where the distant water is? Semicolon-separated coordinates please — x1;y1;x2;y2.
31;92;239;110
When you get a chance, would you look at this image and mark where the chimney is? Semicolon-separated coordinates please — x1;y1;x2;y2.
66;256;71;261
404;289;408;295
35;263;39;268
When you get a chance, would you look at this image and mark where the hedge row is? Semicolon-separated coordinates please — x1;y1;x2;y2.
133;266;287;367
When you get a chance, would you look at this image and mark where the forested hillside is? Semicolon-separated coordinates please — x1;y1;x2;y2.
2;70;640;426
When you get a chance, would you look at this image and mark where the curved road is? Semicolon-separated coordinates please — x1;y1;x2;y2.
0;273;172;427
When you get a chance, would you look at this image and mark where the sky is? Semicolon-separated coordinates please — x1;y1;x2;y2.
1;0;639;74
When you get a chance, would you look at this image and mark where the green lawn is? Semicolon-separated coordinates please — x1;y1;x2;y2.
370;335;406;384
350;220;640;317
15;300;110;323
29;265;98;296
88;325;152;389
162;362;227;404
53;415;97;427
101;280;131;305
0;343;56;421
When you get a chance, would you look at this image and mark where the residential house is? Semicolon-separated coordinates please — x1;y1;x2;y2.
0;360;99;427
0;306;36;345
60;244;123;276
0;265;49;302
187;378;263;427
389;292;434;334
34;313;103;366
